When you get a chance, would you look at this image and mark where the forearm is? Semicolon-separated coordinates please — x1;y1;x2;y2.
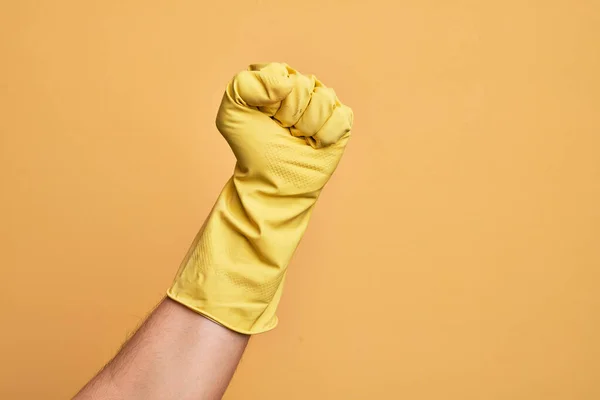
73;298;249;400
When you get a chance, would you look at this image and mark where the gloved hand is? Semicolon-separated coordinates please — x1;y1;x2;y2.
167;62;353;334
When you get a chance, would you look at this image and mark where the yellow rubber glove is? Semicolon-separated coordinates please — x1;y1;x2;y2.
167;62;353;334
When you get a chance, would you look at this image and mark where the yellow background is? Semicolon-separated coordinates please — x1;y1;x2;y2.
1;1;599;399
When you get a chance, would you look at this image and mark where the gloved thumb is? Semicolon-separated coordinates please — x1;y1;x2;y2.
232;63;293;107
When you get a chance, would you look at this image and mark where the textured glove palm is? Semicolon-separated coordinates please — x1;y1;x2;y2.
167;62;353;334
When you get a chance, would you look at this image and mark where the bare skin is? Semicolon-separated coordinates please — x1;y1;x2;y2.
72;298;249;400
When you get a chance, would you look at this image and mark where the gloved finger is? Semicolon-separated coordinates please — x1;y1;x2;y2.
232;63;293;107
258;101;282;117
249;63;286;116
306;102;354;149
291;82;337;138
273;70;315;128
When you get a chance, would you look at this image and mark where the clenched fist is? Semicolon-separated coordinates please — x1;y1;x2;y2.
167;63;353;334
